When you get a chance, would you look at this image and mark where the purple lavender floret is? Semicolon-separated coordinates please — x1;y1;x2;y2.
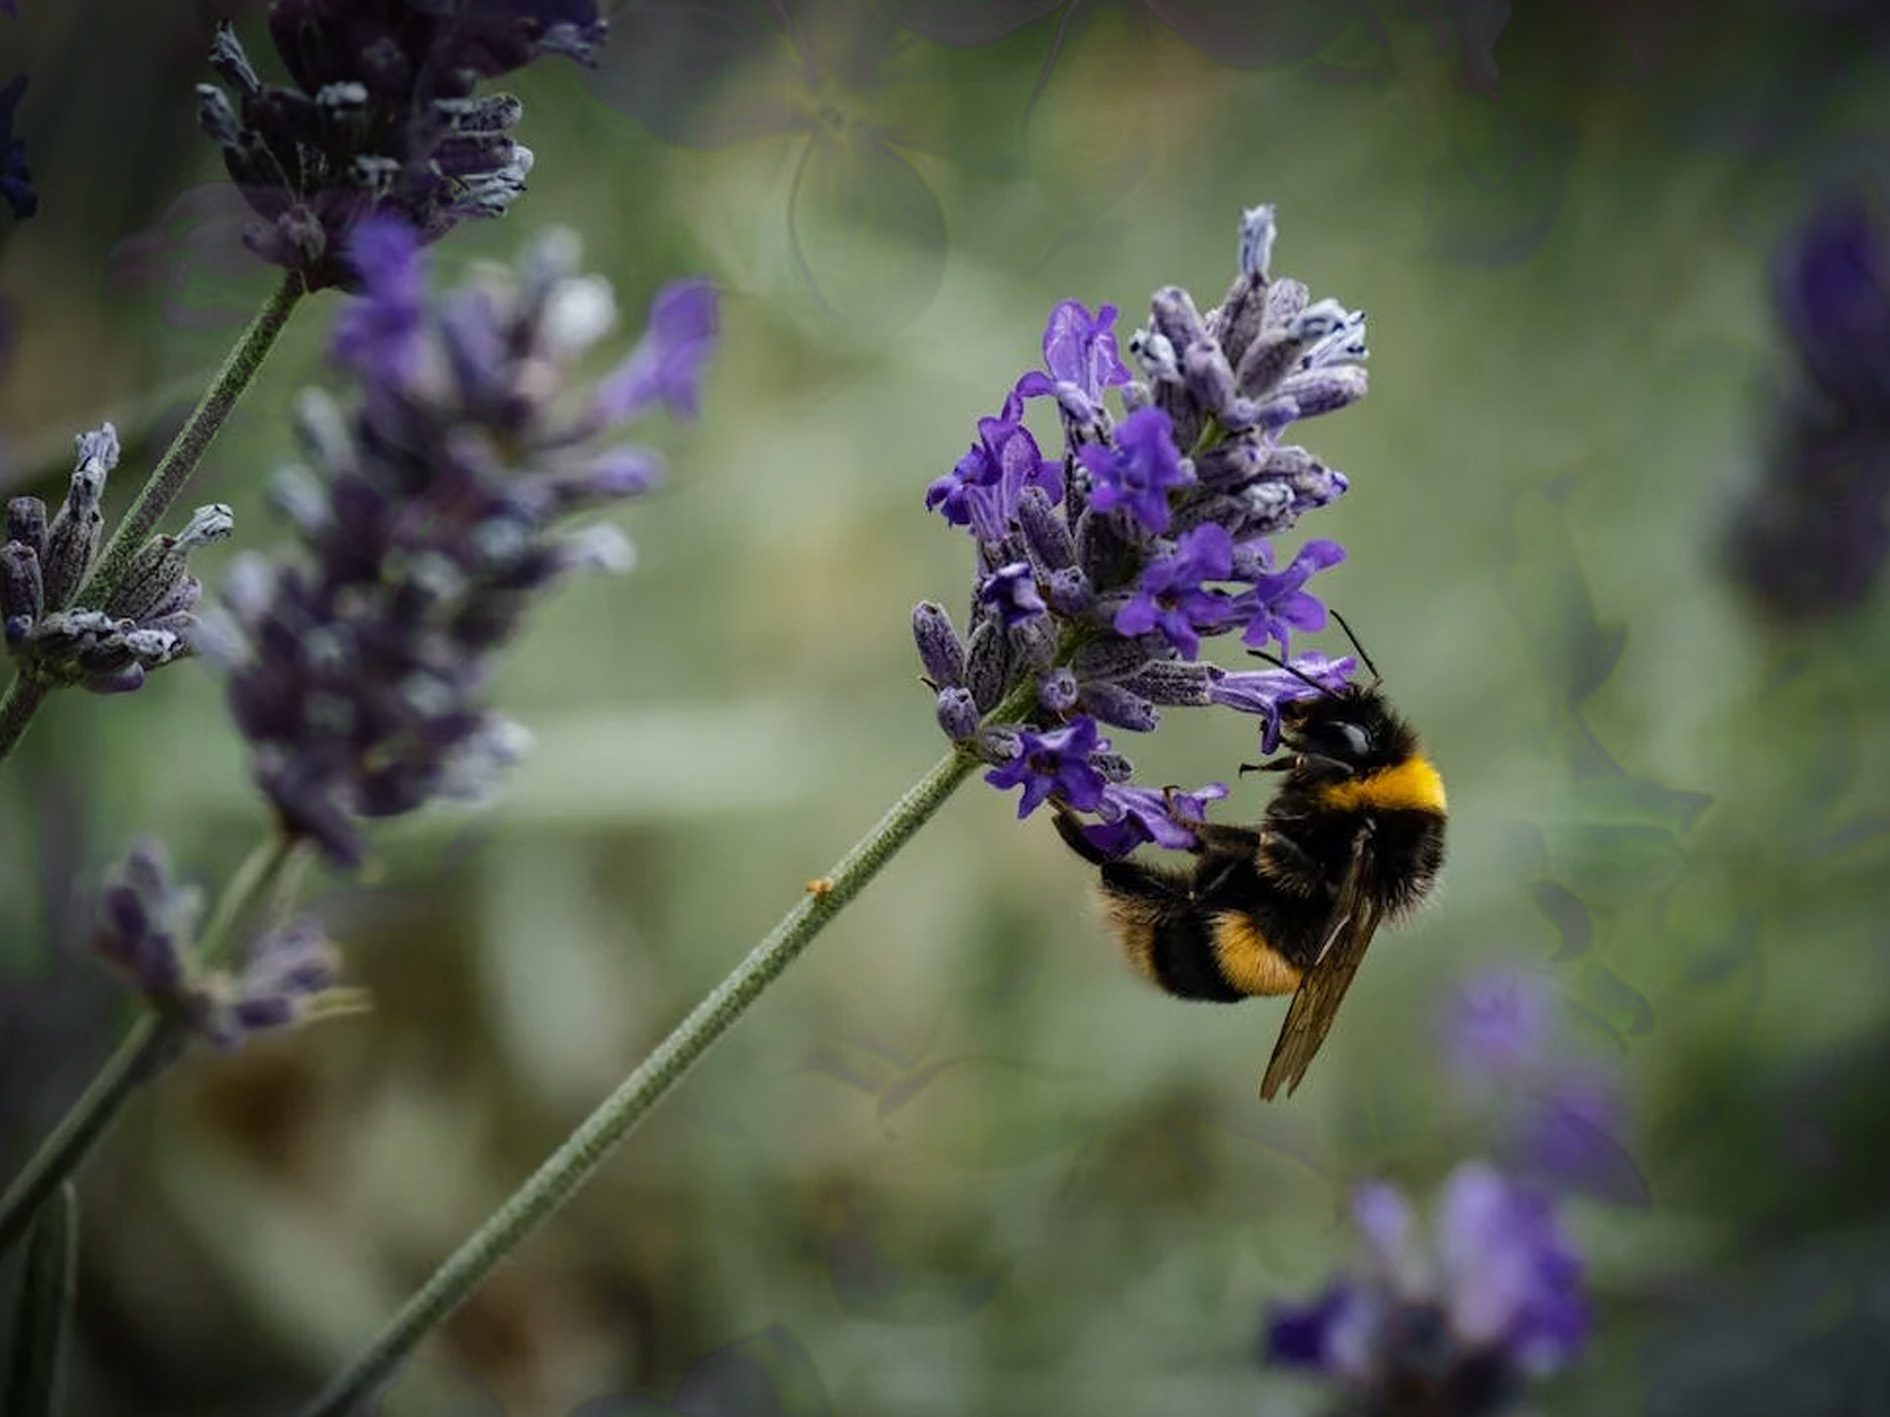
978;561;1048;628
1077;407;1192;534
211;220;715;868
2;425;233;694
1014;298;1132;427
1264;1164;1589;1414
914;204;1371;853
1113;523;1240;659
983;716;1111;818
1237;537;1346;652
196;1;607;289
92;837;343;1052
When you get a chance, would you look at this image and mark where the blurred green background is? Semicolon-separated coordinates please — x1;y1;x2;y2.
4;1;1890;1413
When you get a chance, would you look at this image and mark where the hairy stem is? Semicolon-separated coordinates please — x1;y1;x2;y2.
0;271;304;774
0;833;300;1257
299;744;985;1416
0;676;50;768
79;270;305;603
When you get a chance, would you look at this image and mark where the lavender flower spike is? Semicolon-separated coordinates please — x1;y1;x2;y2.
217;220;716;868
1264;1163;1589;1412
914;203;1369;853
198;2;607;288
92;837;343;1053
3;424;232;695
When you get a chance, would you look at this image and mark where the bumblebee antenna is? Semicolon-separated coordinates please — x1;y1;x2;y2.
1329;609;1382;684
1246;647;1341;697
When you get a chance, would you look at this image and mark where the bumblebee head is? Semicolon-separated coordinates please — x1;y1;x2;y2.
1278;684;1417;775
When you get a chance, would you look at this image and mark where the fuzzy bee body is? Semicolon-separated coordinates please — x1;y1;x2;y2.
1057;679;1446;1099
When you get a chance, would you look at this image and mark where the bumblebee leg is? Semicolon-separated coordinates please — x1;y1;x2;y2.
1052;806;1114;866
1184;822;1264;856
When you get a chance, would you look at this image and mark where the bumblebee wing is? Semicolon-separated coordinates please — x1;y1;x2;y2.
1259;829;1382;1101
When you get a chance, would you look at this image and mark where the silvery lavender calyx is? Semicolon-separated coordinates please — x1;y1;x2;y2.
213;218;716;869
197;1;607;289
92;836;342;1052
1265;1163;1590;1417
914;204;1365;854
1;424;233;694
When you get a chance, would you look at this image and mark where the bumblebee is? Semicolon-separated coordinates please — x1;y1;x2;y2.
1054;619;1446;1100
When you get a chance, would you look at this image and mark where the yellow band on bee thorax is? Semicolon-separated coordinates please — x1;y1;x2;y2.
1317;754;1447;813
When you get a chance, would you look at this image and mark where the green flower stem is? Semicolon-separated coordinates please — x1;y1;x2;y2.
298;739;998;1417
0;833;300;1258
79;270;305;605
0;270;305;774
0;676;50;767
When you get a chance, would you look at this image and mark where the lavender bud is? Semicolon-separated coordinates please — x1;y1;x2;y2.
1076;509;1140;592
1181;342;1239;419
964;618;1011;713
1070;637;1151;684
1275;365;1369;418
208;23;261;94
1091;751;1135;783
1080;680;1159;732
1226;485;1299;538
935;686;978;741
107;504;234;622
1128;327;1179;383
1239;204;1278;279
1;543;43;628
1235;328;1302;400
1149;286;1209;351
1263;277;1310;330
93;836;199;1000
912;601;966;687
1009;613;1057;672
1038;667;1079;713
42;425;117;609
1016;487;1076;571
86;665;147;695
6;498;47;562
1193;440;1260;491
1043;566;1093;616
1122;660;1216;706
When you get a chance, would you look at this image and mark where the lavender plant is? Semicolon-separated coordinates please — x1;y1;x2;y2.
0;222;714;1258
1265;1163;1590;1417
0;1;608;766
292;202;1384;1416
212;217;713;869
916;202;1365;849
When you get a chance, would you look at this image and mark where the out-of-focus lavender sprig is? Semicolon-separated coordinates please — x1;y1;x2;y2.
1438;967;1645;1208
913;204;1366;854
1;424;234;694
197;1;607;289
0;73;34;220
92;837;342;1053
206;217;715;869
1726;189;1890;620
1265;1163;1590;1417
